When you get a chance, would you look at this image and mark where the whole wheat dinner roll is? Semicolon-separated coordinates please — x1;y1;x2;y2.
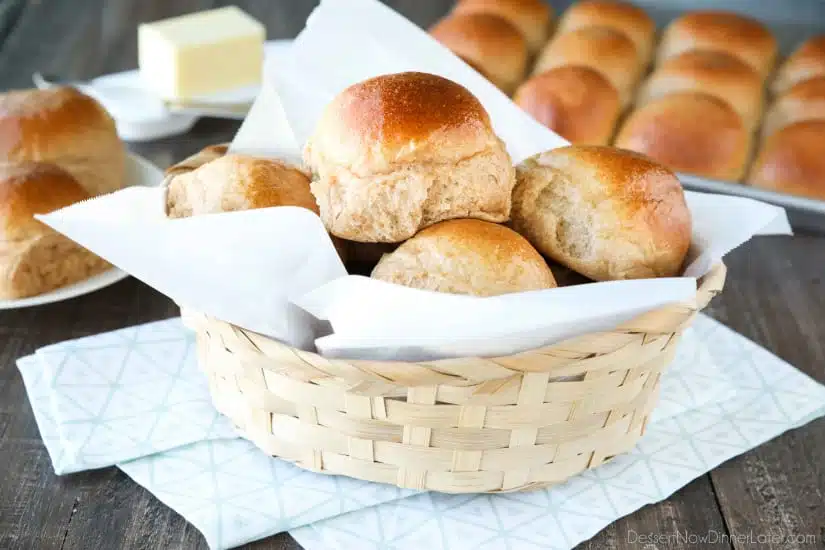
371;218;556;296
614;92;750;181
636;50;764;130
165;143;229;179
514;66;621;145
429;13;528;94
0;87;126;196
164;148;348;261
761;77;825;139
452;0;553;54
511;146;692;281
534;26;642;103
556;0;655;64
304;72;515;243
656;11;777;78
0;162;110;299
772;36;825;96
748;120;825;201
165;153;318;219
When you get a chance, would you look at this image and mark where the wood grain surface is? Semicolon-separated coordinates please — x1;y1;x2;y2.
0;1;823;549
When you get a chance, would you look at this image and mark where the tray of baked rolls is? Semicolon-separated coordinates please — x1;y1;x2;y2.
429;0;825;234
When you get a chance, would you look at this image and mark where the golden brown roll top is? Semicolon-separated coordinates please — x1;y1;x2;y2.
761;76;825;140
1;162;89;241
511;146;692;281
165;143;230;179
534;26;642;104
514;66;621;145
429;13;528;94
771;35;825;96
748;120;825;201
0;87;126;197
0;162;109;299
308;72;494;169
304;72;515;243
452;0;553;54
656;11;777;78
165;154;318;219
614;92;750;181
371;218;556;296
636;50;764;130
557;0;656;65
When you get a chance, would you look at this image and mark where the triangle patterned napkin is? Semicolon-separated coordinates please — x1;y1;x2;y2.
17;314;825;549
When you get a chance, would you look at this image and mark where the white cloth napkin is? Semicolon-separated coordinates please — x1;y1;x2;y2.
17;315;825;549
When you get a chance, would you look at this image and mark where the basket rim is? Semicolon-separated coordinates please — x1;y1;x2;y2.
182;263;726;382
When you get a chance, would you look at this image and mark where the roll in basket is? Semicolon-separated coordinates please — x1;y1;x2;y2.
181;263;725;494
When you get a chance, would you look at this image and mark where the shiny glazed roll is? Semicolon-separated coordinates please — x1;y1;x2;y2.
452;0;553;54
514;66;621;145
0;87;126;196
761;76;825;139
614;92;750;181
429;13;528;94
771;35;825;95
534;26;642;103
556;0;656;64
304;72;515;243
636;50;764;130
748;120;825;201
656;10;777;77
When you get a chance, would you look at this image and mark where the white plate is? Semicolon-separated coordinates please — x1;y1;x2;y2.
93;40;293;142
0;153;164;310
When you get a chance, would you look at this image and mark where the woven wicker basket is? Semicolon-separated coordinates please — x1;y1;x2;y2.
181;262;724;493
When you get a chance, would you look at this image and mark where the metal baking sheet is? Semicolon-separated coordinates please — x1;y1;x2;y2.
551;0;825;234
678;174;825;234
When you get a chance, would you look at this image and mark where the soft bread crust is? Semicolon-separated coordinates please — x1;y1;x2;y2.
0;87;126;196
557;0;655;64
614;92;750;181
772;36;825;95
534;26;642;103
0;162;109;299
304;72;515;243
371;218;556;296
761;77;825;140
429;14;528;94
452;0;553;53
166;154;318;219
164;146;347;262
637;50;764;130
748;120;825;201
657;11;777;77
165;143;229;179
511;146;692;281
514;66;620;145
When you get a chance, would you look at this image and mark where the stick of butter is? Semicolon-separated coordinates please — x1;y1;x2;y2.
138;6;266;100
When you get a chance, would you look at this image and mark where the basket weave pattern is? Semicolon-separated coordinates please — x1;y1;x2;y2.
183;264;725;494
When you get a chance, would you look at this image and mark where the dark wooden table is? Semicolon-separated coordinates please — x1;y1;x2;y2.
1;1;824;548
